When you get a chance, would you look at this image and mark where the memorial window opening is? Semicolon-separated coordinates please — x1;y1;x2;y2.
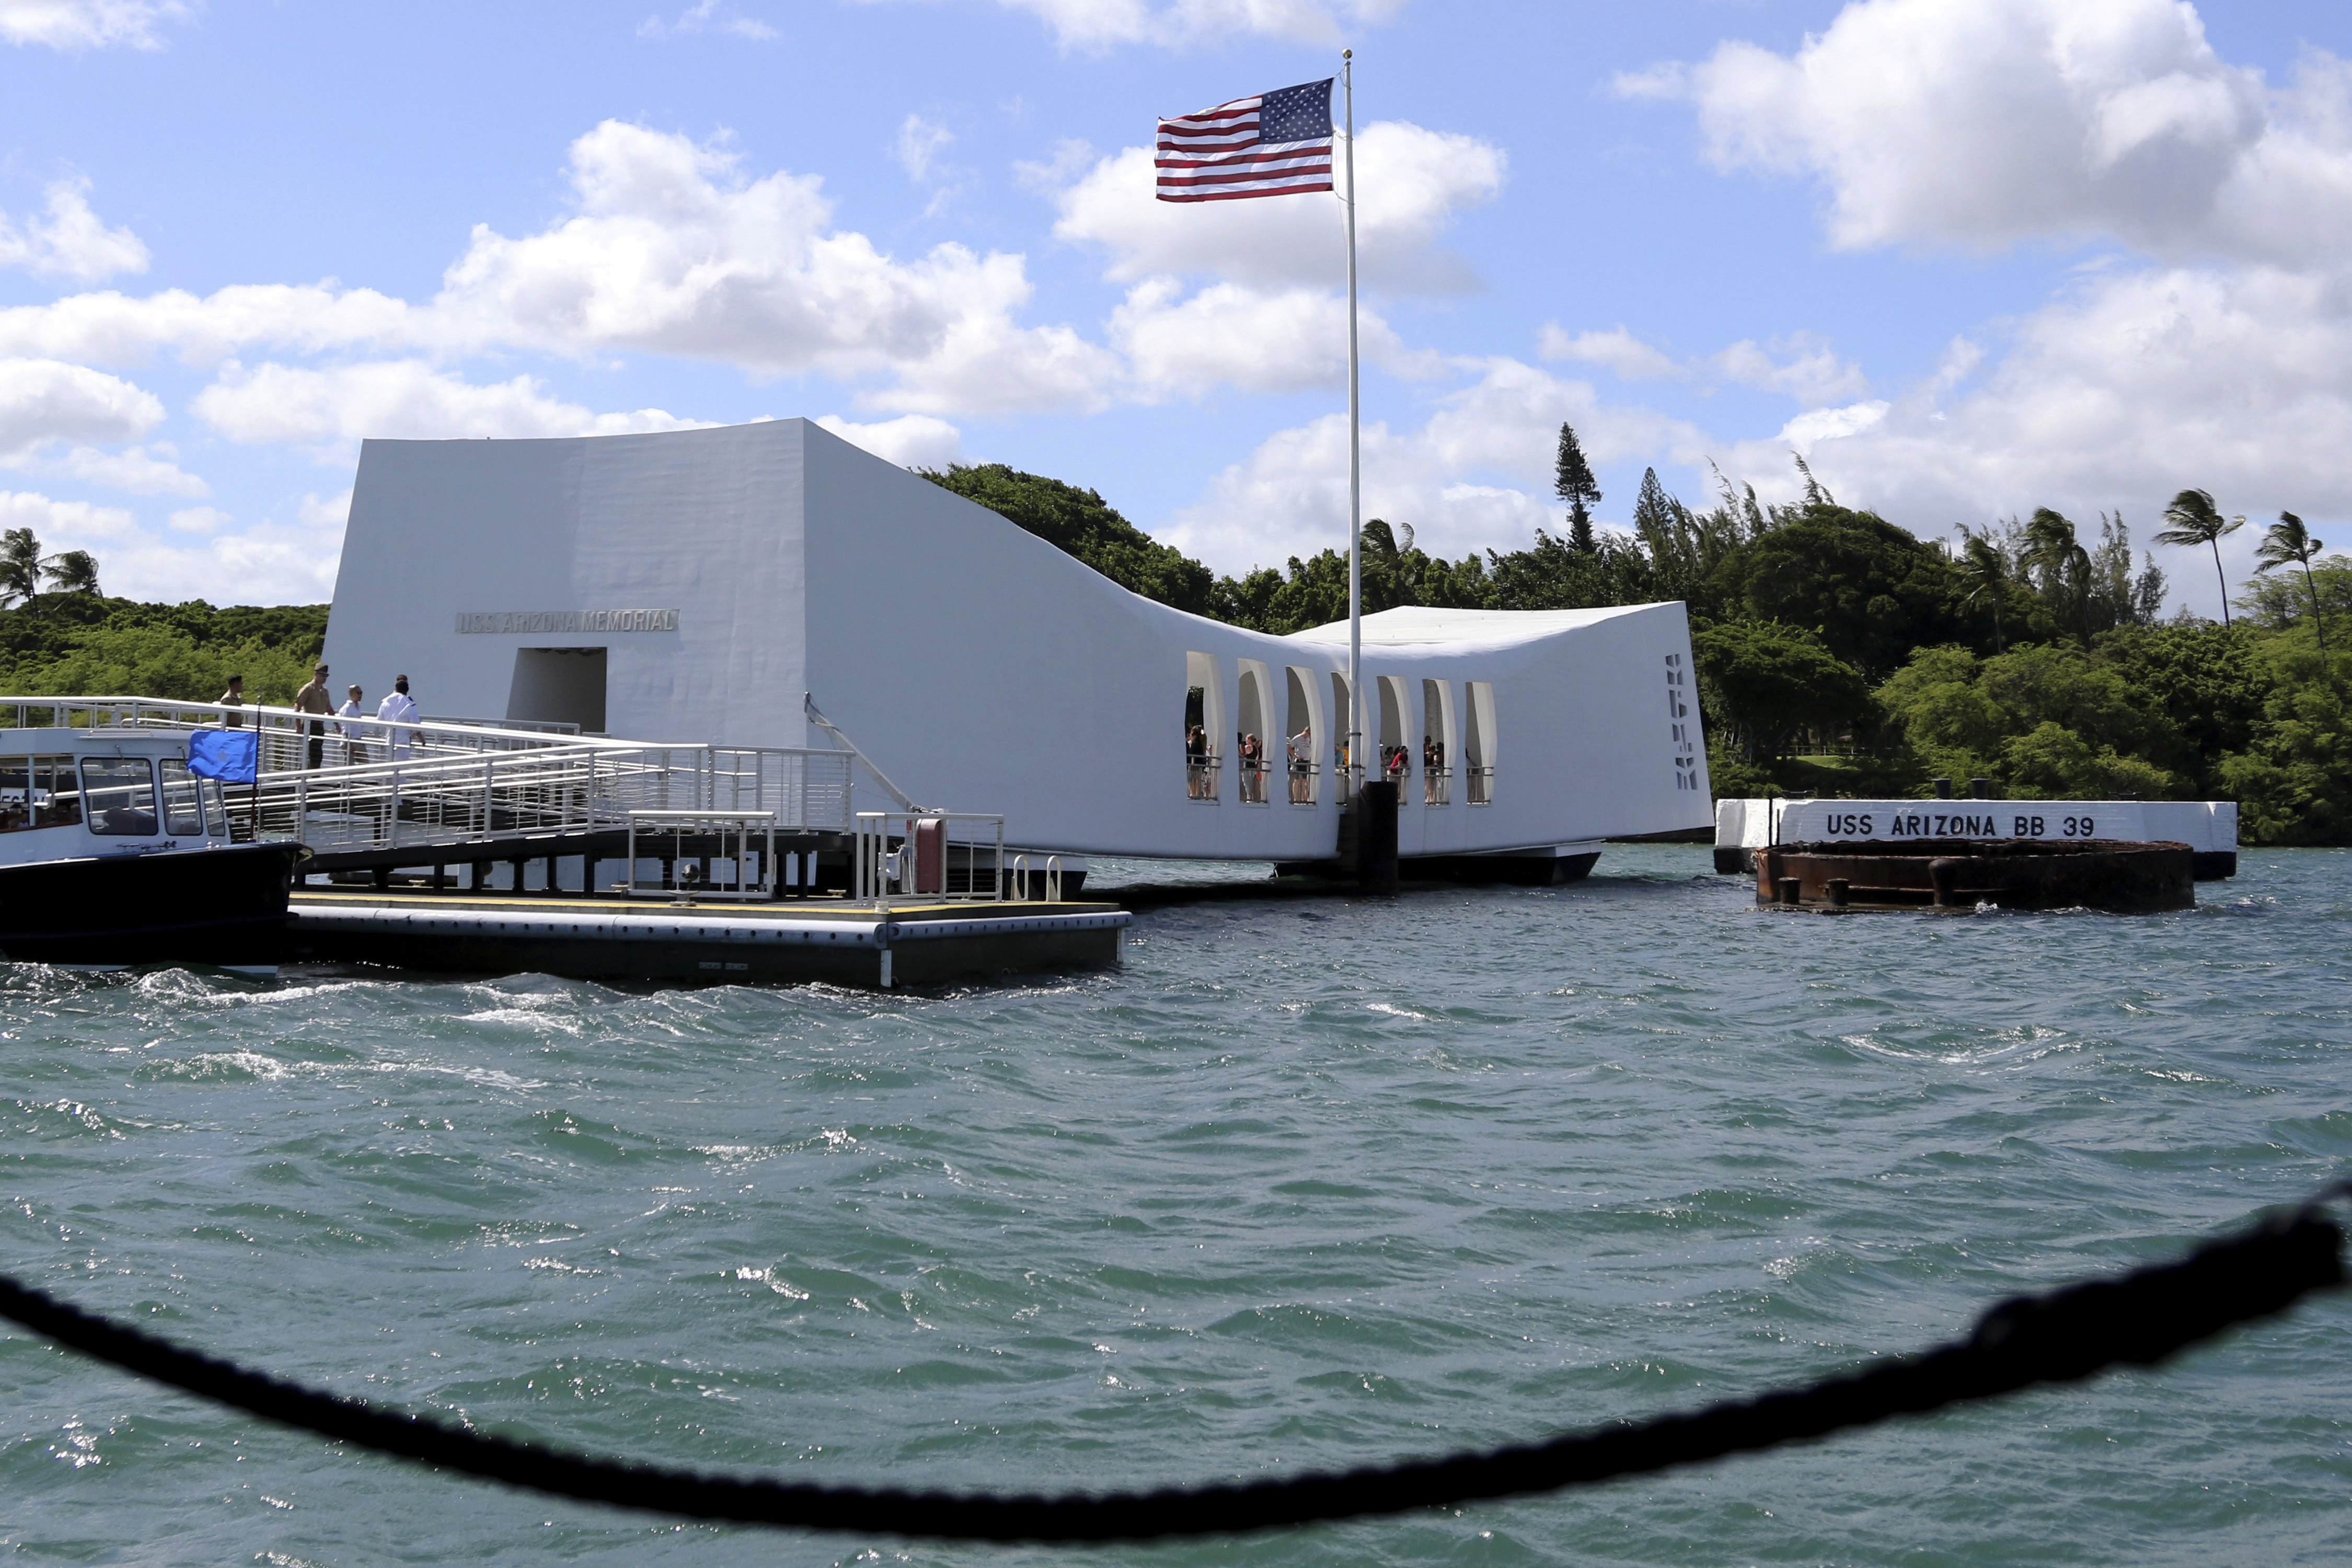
1184;651;1225;802
1236;660;1274;806
1377;676;1412;789
1284;665;1322;804
1421;678;1457;806
1329;671;1355;779
1464;682;1496;805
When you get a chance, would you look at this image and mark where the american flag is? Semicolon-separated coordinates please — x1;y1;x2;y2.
1155;78;1335;203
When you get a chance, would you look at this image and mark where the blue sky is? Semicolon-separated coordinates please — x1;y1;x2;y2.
1;0;2346;614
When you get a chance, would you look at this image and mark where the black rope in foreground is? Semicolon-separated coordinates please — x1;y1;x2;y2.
3;1197;2345;1543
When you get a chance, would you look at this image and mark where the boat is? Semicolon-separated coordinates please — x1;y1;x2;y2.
0;718;307;966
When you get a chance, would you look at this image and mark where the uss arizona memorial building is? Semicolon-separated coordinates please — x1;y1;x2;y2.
321;419;1712;873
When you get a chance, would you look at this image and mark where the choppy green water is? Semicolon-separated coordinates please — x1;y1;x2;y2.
4;845;2349;1567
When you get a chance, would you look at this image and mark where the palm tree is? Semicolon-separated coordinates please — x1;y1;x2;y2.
0;528;42;608
1956;529;2011;652
2023;508;2092;638
2252;510;2327;652
2154;489;2245;627
42;549;99;596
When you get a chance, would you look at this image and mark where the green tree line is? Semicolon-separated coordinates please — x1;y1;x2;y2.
924;449;2349;847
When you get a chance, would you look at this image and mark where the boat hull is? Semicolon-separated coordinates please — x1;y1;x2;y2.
0;842;308;965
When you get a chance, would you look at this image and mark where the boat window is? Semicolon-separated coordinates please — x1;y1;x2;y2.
199;777;227;839
82;758;158;836
0;757;28;833
158;757;205;837
33;755;79;828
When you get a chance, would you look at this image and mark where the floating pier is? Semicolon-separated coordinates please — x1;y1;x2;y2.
284;889;1129;988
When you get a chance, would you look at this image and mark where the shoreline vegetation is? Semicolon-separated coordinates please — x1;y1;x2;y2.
0;450;2338;847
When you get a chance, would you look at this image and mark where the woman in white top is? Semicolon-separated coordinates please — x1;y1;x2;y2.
336;685;368;766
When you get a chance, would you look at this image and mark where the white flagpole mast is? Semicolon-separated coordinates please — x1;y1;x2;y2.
1342;49;1363;808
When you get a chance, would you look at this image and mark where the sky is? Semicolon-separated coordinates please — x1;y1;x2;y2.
0;0;2347;615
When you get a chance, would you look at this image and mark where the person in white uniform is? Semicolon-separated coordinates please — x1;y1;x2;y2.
375;675;419;761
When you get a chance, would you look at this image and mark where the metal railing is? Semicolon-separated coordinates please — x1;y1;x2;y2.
854;811;1007;903
1287;758;1319;805
1237;757;1272;805
1466;765;1494;805
0;696;859;856
1423;766;1452;807
1185;755;1221;802
1008;853;1066;903
621;811;777;901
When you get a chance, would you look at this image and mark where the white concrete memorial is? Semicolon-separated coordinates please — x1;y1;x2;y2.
323;419;1713;869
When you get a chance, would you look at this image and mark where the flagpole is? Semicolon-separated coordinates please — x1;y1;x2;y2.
1342;49;1363;809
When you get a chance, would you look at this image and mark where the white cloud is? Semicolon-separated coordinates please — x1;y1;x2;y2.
1109;278;1428;398
0;283;412;368
893;115;956;184
1050;120;1504;292
167;504;229;533
32;442;207;496
0;487;348;604
436;121;1115;411
0;178;149;282
1538;323;1682;381
637;1;778;41
191;361;710;452
0;358;163;463
0;488;137;541
0;0;188;50
1708;260;2352;603
815;413;963;468
1621;0;2352;266
1166;357;1703;571
1711;331;1870;406
863;0;1404;52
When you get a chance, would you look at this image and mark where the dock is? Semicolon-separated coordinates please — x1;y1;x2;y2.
285;889;1129;988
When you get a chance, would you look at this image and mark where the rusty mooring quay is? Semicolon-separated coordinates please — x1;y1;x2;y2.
1755;838;2197;915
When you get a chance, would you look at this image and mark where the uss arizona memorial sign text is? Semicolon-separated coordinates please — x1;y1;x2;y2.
456;609;680;635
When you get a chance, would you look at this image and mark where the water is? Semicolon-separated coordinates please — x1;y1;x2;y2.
4;845;2349;1566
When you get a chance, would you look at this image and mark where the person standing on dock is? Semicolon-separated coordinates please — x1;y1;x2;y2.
217;674;243;727
293;663;333;768
376;676;419;760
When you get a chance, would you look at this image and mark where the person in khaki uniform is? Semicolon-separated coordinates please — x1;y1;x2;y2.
293;662;335;769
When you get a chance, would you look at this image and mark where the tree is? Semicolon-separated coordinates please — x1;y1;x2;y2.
0;528;41;608
1690;619;1871;762
2155;489;2245;627
43;549;99;596
2252;511;2327;651
2022;507;2093;639
918;463;1215;616
1713;504;1962;678
1956;531;2011;652
1552;421;1600;556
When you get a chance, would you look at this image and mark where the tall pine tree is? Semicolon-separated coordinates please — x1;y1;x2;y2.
1553;421;1601;555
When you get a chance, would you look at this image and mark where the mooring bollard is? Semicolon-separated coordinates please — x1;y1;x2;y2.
1826;877;1850;908
1775;876;1801;906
